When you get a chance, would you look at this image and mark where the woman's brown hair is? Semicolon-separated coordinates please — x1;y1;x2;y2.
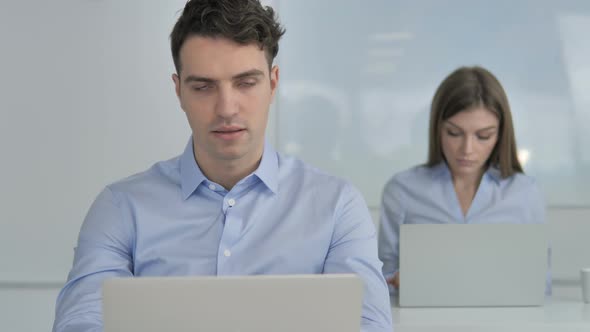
426;66;523;177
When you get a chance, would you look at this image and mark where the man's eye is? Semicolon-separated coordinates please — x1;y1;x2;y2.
238;81;256;88
192;85;211;91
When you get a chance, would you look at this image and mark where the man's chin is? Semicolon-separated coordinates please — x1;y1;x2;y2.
214;146;259;162
214;148;245;161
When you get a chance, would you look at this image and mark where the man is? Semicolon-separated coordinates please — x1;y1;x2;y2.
53;1;392;331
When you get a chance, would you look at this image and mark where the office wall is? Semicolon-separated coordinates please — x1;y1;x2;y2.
0;0;190;283
0;1;588;331
277;0;590;206
0;1;189;329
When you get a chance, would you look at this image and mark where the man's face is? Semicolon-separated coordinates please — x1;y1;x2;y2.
173;36;278;168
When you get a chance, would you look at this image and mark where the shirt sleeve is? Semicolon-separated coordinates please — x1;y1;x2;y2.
53;187;135;332
322;183;393;332
377;177;405;289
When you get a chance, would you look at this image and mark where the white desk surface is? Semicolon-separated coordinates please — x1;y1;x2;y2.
391;285;590;332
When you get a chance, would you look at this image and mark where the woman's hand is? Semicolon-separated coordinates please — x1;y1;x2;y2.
386;272;400;289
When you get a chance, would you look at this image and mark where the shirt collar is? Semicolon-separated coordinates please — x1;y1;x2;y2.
180;138;279;200
430;161;501;184
252;141;279;194
485;165;502;184
431;161;451;179
180;138;207;200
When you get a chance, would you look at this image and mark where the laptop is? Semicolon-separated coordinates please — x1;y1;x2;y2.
103;274;363;332
398;223;547;307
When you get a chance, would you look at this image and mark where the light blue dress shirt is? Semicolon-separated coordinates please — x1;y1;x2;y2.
53;139;392;332
378;162;550;294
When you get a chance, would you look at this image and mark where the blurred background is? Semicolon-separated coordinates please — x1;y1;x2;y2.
1;0;589;330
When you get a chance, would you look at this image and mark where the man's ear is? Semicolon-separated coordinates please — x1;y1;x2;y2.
270;65;279;99
172;73;181;98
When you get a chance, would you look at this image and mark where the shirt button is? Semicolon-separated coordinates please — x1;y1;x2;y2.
208;184;215;190
228;198;236;207
224;249;231;257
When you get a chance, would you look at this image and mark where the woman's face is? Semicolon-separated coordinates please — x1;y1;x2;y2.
441;107;500;178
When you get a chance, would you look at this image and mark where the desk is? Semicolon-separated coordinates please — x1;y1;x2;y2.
391;286;590;331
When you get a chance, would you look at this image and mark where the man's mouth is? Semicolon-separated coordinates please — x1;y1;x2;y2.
212;126;246;140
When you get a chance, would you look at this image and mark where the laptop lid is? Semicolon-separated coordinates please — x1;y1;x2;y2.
103;274;363;332
399;223;547;307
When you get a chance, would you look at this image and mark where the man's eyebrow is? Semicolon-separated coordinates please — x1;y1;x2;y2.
183;75;216;84
232;69;265;80
182;69;265;84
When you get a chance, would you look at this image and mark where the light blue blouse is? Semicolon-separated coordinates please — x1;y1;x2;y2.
378;162;550;294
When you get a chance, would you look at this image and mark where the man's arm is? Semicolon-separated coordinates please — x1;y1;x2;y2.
378;178;405;294
323;184;393;332
53;187;135;332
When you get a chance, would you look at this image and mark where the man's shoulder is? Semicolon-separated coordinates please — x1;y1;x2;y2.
106;155;182;196
276;153;354;192
275;153;369;217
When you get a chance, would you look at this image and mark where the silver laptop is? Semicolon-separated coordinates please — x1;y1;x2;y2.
399;223;547;307
103;274;363;332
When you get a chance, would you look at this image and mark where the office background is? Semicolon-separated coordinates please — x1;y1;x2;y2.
0;0;589;330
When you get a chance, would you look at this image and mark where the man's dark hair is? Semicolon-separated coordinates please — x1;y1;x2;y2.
170;0;285;74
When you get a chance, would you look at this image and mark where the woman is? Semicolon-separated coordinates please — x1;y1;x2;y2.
378;66;549;293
